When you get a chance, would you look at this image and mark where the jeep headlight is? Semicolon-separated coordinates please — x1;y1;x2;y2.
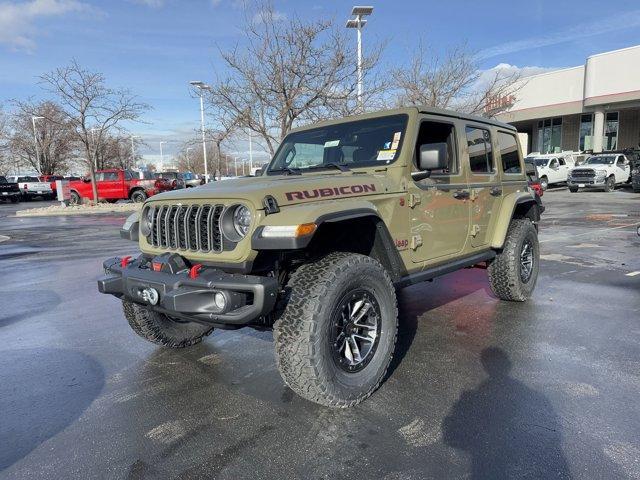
140;205;154;236
221;204;252;242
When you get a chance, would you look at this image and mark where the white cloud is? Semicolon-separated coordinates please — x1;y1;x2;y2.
130;0;164;7
252;8;286;25
476;9;640;60
0;0;90;52
476;63;555;87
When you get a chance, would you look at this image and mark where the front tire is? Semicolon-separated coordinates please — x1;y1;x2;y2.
540;176;548;191
569;186;579;193
69;191;81;205
488;219;539;302
274;252;398;408
122;300;214;348
604;176;615;192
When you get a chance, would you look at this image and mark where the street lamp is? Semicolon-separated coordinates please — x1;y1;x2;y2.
346;6;373;109
159;141;165;171
190;80;212;182
31;116;44;173
130;135;140;166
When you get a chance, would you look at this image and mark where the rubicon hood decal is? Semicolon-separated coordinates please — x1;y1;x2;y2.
285;184;376;201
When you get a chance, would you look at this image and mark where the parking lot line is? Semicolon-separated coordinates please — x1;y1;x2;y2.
540;223;638;243
625;271;640;277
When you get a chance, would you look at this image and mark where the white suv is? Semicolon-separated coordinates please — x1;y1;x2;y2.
568;154;631;192
526;153;575;190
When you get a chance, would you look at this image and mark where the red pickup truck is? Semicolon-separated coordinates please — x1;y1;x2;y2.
68;169;171;205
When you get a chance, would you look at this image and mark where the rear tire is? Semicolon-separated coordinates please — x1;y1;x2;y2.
130;190;147;203
122;300;213;348
69;191;81;205
488;219;539;302
274;252;398;408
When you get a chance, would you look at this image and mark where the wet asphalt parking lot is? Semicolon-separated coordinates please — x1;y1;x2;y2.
1;189;639;480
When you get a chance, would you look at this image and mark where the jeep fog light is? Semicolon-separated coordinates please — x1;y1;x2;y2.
213;291;227;311
261;223;317;238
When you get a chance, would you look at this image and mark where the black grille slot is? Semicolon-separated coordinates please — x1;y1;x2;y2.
148;204;224;253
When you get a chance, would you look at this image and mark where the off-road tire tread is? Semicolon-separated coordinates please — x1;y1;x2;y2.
123;300;213;348
488;218;539;302
273;252;398;408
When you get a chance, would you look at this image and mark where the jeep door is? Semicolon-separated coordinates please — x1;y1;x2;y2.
465;125;503;248
409;118;470;264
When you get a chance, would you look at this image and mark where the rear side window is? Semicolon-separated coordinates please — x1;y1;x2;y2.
465;127;494;174
498;132;521;174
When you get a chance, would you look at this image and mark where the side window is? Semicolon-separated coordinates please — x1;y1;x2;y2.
102;172;119;181
558;158;566;166
414;121;458;180
465;126;494;174
497;131;521;174
124;170;133;180
616;156;625;167
550;158;559;168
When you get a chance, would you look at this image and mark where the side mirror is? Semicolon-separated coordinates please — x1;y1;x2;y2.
82;177;91;183
254;168;263;176
419;143;448;170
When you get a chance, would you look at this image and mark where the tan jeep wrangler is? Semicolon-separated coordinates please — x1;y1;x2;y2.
98;107;541;407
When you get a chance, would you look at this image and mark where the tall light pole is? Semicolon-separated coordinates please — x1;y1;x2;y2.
190;81;212;182
131;135;140;167
346;6;373;109
31;116;44;173
159;141;165;171
248;132;253;173
234;156;238;177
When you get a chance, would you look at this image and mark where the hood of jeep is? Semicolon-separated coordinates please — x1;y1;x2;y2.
148;173;391;208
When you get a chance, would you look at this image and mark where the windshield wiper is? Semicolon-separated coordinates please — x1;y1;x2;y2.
269;167;301;176
307;162;351;172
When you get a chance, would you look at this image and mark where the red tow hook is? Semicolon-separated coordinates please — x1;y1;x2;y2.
189;264;203;279
120;256;132;268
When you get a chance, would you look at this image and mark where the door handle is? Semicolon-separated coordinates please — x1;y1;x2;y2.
453;190;470;200
490;187;502;196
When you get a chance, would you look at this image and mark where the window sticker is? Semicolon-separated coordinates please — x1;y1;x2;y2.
377;149;396;161
383;141;391;149
391;131;402;150
324;140;340;148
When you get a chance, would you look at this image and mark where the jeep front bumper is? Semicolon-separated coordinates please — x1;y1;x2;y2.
97;256;278;327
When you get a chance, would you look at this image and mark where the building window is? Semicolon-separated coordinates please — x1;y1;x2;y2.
466;126;494;174
579;114;593;151
604;112;618;151
537;117;562;153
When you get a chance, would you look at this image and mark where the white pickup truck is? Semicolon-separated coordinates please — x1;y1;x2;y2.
6;175;54;200
567;154;631;192
526;153;576;190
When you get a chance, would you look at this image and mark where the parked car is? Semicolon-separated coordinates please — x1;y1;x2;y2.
68;169;163;205
568;154;631;192
39;175;64;196
632;161;640;192
0;175;21;203
6;175;54;200
525;153;575;190
154;172;186;190
525;161;545;213
181;172;205;188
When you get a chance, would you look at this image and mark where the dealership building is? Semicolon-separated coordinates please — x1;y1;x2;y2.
496;45;640;155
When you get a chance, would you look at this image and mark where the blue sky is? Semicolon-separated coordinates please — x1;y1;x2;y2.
1;0;640;161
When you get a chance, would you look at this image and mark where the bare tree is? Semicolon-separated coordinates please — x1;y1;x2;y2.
9;100;75;175
94;134;145;170
39;60;149;202
0;105;10;175
393;42;522;117
208;3;385;156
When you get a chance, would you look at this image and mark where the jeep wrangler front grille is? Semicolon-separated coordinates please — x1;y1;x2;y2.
149;204;225;253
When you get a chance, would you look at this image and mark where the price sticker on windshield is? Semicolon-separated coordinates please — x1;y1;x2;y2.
377;149;396;161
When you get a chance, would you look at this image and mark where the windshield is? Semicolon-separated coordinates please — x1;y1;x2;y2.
18;176;39;182
180;172;195;180
0;176;7;183
267;114;408;174
156;172;177;179
585;156;615;165
531;158;549;167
